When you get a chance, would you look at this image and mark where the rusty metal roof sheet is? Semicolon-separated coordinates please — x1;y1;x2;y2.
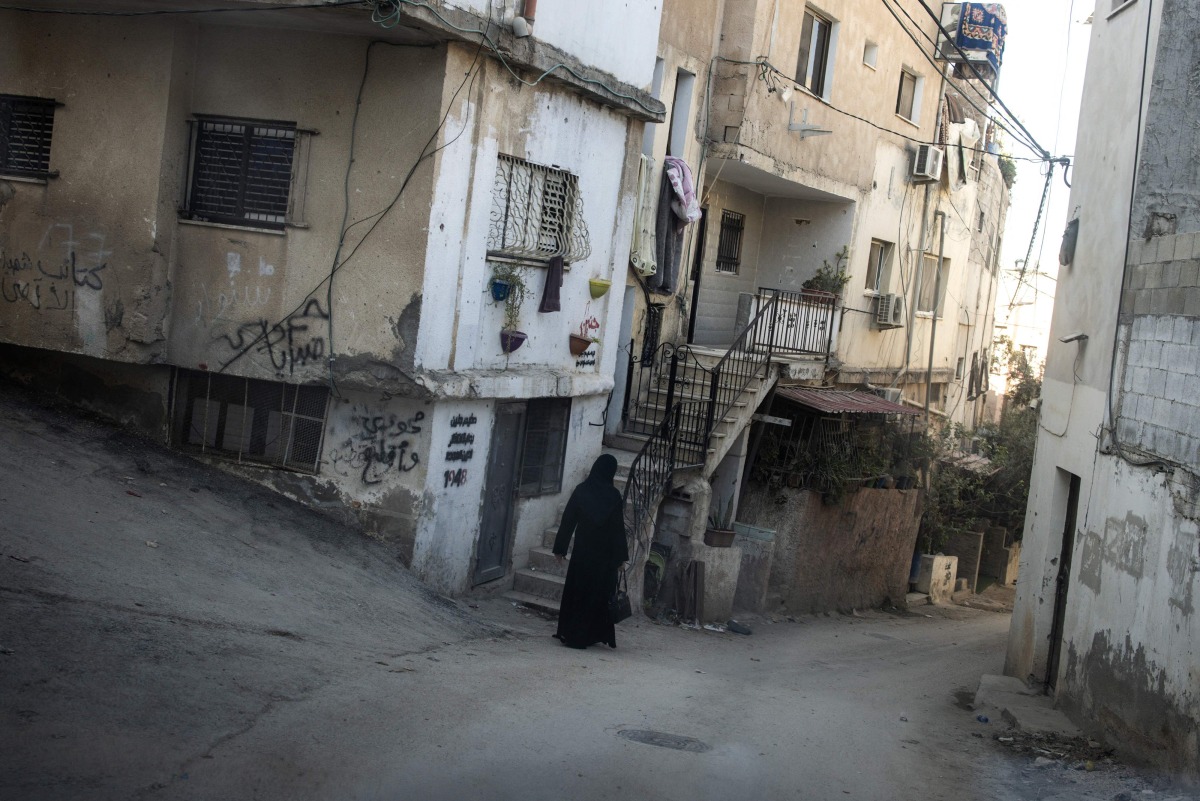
775;386;921;416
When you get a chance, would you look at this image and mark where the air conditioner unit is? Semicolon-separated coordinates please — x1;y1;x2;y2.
871;386;904;404
911;145;944;182
875;293;906;328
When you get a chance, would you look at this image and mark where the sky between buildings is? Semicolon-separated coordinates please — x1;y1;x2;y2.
992;0;1093;368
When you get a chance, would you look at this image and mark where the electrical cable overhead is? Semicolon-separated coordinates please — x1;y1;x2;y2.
875;0;1043;160
877;0;1040;157
718;56;1043;163
1008;162;1055;311
911;0;1050;159
219;8;490;380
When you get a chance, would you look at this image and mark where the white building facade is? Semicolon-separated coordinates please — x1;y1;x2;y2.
1006;0;1200;777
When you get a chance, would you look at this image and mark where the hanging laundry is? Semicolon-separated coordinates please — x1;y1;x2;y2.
538;255;564;313
649;157;702;295
663;156;702;223
629;154;658;278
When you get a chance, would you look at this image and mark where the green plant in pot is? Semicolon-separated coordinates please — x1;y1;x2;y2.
802;245;851;298
704;493;736;547
491;263;530;353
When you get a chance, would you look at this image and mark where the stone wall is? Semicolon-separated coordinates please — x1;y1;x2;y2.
1117;232;1200;468
942;530;984;593
739;485;923;614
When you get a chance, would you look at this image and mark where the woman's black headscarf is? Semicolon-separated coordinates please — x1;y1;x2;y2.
586;453;618;487
568;454;621;521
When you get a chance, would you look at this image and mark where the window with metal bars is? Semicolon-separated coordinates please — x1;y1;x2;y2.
714;210;745;274
488;154;591;264
0;95;57;180
171;369;329;474
181;116;306;230
518;398;571;496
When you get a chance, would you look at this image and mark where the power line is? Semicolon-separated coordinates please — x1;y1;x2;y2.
878;0;1041;158
911;0;1050;159
876;0;1043;160
718;56;1044;163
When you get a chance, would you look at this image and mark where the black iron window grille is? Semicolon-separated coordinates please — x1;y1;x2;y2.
488;154;591;264
0;95;58;180
171;369;329;474
182;116;311;229
519;398;571;496
715;210;745;274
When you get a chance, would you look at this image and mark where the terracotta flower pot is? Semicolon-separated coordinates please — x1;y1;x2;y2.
704;527;736;547
499;330;527;353
568;334;592;356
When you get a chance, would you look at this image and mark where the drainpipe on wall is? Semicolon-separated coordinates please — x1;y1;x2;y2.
924;210;948;422
512;0;537;37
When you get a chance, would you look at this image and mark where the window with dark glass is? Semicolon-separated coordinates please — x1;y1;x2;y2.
0;94;57;180
183;116;297;229
796;10;833;97
715;210;745;274
519;398;571;496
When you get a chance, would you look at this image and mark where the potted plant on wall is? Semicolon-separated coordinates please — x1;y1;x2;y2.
491;263;529;353
570;304;601;356
704;494;736;547
801;245;850;299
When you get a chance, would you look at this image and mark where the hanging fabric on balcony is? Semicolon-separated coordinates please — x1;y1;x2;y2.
649;157;702;295
629;154;658;278
663;156;702;224
957;3;1007;73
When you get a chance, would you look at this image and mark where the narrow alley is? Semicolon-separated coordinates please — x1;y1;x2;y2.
0;386;1189;801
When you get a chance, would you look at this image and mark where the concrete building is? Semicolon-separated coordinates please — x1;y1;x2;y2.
0;0;664;595
0;0;1013;613
509;0;1015;617
695;0;1008;430
1006;0;1200;778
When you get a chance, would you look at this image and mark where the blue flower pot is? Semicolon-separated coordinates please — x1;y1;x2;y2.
490;279;511;303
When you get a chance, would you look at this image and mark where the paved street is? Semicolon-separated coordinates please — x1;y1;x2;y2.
0;386;1193;801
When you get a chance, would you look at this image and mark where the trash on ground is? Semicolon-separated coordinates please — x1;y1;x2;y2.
145;540;159;548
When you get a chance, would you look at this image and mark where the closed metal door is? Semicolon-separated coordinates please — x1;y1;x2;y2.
474;404;524;585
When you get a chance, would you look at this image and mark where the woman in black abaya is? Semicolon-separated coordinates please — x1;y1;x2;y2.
553;454;629;649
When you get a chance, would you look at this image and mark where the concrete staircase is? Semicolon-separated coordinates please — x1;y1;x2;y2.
504;447;636;614
503;345;824;616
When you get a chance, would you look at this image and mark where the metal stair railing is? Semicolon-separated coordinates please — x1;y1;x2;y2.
620;399;704;577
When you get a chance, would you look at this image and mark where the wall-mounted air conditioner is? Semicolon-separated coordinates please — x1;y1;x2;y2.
873;383;902;402
875;293;906;328
911;145;944;183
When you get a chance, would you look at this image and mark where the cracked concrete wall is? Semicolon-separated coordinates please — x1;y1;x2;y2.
0;14;178;363
1061;458;1200;777
166;26;443;388
739;484;923;614
1009;0;1200;777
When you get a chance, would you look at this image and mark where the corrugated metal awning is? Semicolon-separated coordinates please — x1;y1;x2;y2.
776;386;921;416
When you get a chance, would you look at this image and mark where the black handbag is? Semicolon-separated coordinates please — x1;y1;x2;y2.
609;568;633;624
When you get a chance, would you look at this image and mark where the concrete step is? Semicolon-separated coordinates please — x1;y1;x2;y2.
528;546;569;577
542;525;560;549
514;567;566;602
504;590;560;615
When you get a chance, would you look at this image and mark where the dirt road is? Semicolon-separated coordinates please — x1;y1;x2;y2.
0;385;1192;800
